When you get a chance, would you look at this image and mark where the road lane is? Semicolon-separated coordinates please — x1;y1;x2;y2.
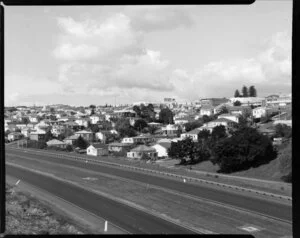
6;164;197;234
6;149;292;222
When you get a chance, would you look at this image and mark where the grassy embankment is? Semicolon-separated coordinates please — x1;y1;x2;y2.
5;184;86;234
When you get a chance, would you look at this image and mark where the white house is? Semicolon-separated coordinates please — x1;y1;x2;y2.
90;115;100;124
51;125;65;137
121;134;155;144
8;132;23;141
87;144;109;156
95;131;111;142
161;124;180;136
200;106;214;116
75;119;90;128
199;118;236;133
217;114;239;123
180;128;201;142
151;143;171;158
46;139;67;148
127;145;158;160
75;130;93;141
21;127;31;138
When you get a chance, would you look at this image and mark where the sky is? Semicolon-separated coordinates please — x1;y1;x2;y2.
4;2;292;106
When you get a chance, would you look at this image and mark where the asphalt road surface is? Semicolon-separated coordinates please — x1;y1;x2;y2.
6;164;197;234
6;149;292;223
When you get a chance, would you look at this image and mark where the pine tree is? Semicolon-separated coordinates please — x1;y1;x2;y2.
249;86;257;97
234;90;240;97
242;86;248;97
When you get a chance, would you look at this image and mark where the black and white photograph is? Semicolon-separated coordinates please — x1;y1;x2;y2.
3;1;292;236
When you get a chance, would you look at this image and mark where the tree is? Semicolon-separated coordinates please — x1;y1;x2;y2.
21;117;30;124
44;131;53;142
234;90;241;97
50;107;55;114
115;119;137;137
278;142;291;180
133;119;148;131
57;134;65;141
211;125;227;141
274;124;292;138
148;126;157;135
218;106;229;115
249;86;257;97
49;115;56;121
159;107;174;124
233;100;241;106
211;127;277;173
90;109;95;115
90;124;100;133
133;105;141;117
66;144;73;152
89;104;96;109
74;136;89;149
242;85;248;97
202;115;214;123
197;129;210;141
63;128;74;138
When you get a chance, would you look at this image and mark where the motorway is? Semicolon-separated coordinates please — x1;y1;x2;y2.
6;164;195;234
5;148;293;235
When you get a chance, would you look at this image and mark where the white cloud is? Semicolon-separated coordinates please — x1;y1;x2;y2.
169;31;291;99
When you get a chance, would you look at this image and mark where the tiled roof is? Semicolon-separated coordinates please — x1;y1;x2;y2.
47;139;66;145
89;143;108;149
131;145;156;152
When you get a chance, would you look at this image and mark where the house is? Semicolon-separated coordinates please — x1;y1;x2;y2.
108;142;133;156
8;132;23;141
161;124;181;136
64;134;79;145
228;106;251;116
21;127;32;138
7;124;18;132
127;145;158;160
29;115;39;123
151;142;171;158
63;121;80;130
75;119;90;128
229;97;265;107
199;118;236;133
121;134;155;144
46;139;67;148
252;107;278;119
180;128;201;142
87;144;109;156
217;114;239;123
51;125;65;137
95;131;112;142
200;98;229;107
265;93;291;107
200;106;214;117
75;130;93;141
174;117;189;125
29;131;46;141
90;115;101;124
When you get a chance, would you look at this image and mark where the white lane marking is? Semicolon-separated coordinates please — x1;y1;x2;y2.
15;179;21;185
183;179;186;183
82;177;98;181
104;220;108;232
238;225;262;232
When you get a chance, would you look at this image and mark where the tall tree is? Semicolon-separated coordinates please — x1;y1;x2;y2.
211;125;227;141
249;86;257;97
74;136;89;149
242;86;248;97
234;90;241;98
211;127;277;173
133;119;148;131
159;107;174;124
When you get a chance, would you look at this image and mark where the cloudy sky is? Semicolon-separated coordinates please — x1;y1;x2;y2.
5;2;292;106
